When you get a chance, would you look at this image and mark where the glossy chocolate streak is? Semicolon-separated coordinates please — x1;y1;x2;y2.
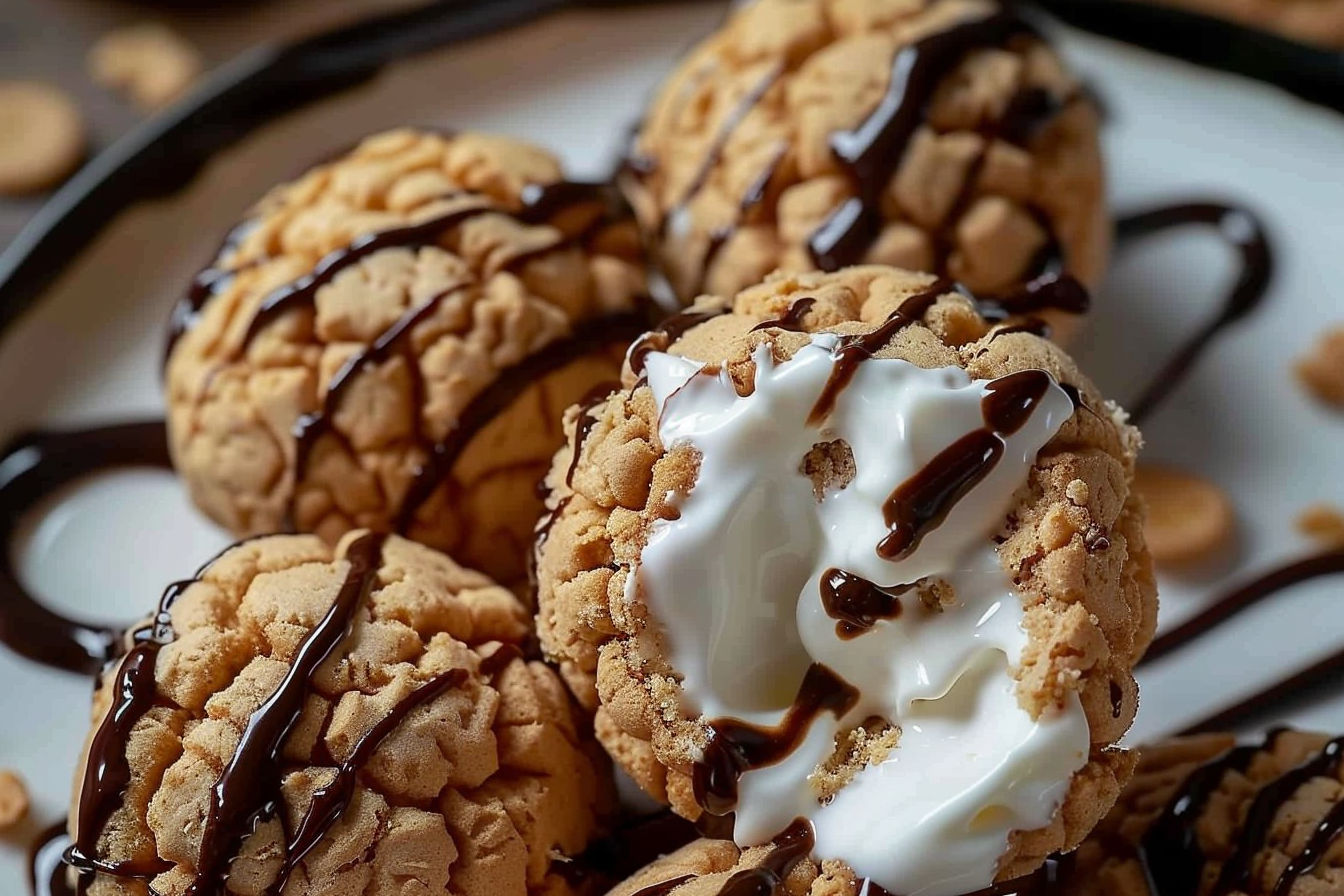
662;64;783;239
181;532;384;896
0;420;170;675
29;823;77;896
393;313;649;532
1138;731;1278;895
750;297;817;333
164;217;263;366
877;370;1052;561
630;874;695;896
628;304;731;376
1274;798;1344;896
808;11;1032;271
565;381;621;487
820;568;910;639
1114;202;1273;424
1141;550;1344;664
64;640;172;879
271;666;470;894
808;280;950;425
1178;640;1344;737
1211;735;1344;895
694;665;859;816
720;820;815;896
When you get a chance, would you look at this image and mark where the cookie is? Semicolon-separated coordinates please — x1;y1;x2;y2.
65;532;613;896
88;23;203;111
0;769;28;829
1295;325;1344;409
0;81;85;195
1068;729;1344;895
1133;464;1236;566
535;267;1156;894
622;0;1107;340
164;129;649;586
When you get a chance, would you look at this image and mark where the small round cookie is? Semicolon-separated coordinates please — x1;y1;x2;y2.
1068;729;1344;895
164;129;648;586
88;23;203;111
0;81;85;194
622;0;1107;332
66;531;613;896
535;267;1156;894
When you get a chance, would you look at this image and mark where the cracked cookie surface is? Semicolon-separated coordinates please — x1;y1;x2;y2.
165;129;647;586
534;266;1155;887
1068;729;1344;896
69;532;613;896
622;0;1107;333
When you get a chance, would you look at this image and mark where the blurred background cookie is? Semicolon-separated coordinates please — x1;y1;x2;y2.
0;81;85;196
621;0;1107;338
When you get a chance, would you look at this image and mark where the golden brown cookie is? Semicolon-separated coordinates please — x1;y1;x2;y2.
88;23;203;111
1068;729;1344;895
0;769;28;829
1133;464;1237;567
1296;325;1344;408
0;81;85;195
535;267;1155;893
66;532;613;896
622;0;1107;338
164;129;649;586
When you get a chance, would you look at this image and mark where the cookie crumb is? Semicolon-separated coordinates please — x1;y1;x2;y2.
0;769;29;829
1065;479;1090;505
1297;504;1344;549
1295;325;1344;408
1133;464;1235;566
89;23;202;111
0;82;85;195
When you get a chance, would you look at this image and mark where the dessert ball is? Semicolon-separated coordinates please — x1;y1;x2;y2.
621;0;1108;326
67;532;612;896
535;267;1156;895
1068;729;1344;895
165;129;649;586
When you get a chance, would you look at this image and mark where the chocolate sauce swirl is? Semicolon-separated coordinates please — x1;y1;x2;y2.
694;664;859;816
1114;201;1273;424
0;421;170;675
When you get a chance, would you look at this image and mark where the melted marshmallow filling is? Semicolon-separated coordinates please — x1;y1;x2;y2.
635;335;1090;896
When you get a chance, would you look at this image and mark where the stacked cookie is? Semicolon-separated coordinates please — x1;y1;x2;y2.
61;1;1344;896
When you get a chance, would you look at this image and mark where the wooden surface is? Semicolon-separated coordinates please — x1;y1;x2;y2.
0;0;421;251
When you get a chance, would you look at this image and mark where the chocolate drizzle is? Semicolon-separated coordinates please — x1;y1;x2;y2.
1138;732;1274;896
30;823;78;896
750;297;817;333
565;381;621;487
694;664;859;816
721;820;815;896
808;279;950;425
271;665;470;894
808;11;1031;271
877;369;1053;560
0;420;170;675
628;303;731;376
1114;202;1273;424
819;568;910;639
1141;550;1344;665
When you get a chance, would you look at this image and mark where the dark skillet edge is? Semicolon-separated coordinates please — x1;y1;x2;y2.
1033;0;1344;115
0;0;572;337
0;0;1340;341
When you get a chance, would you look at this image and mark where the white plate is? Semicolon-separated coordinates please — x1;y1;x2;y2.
2;3;1343;890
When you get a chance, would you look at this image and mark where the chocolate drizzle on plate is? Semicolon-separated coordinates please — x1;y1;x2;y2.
694;664;859;817
0;420;170;675
29;823;77;896
1114;202;1273;424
